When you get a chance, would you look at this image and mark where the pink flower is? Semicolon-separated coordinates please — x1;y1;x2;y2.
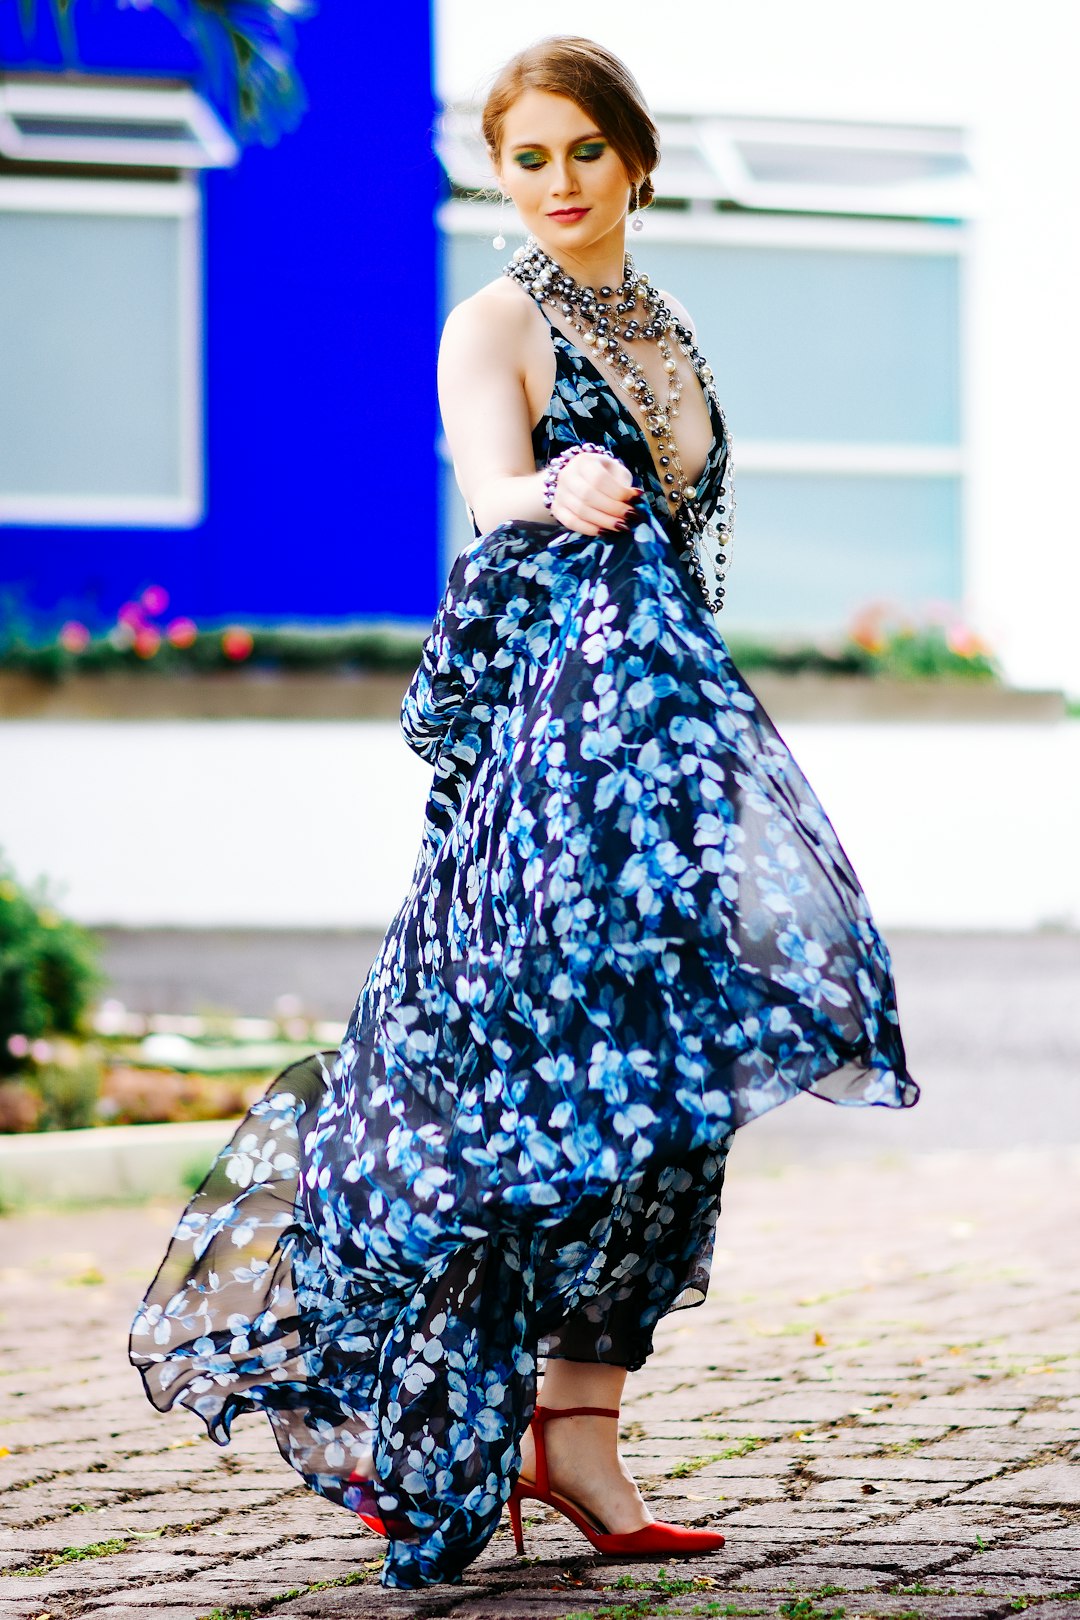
946;623;990;659
166;617;198;649
222;627;254;662
141;584;170;617
30;1038;53;1065
7;1033;29;1058
134;626;161;659
117;601;145;630
59;620;91;653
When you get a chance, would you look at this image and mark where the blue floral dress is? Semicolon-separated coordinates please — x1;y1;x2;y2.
130;303;917;1589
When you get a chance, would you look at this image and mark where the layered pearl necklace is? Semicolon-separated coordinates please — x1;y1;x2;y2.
505;237;732;612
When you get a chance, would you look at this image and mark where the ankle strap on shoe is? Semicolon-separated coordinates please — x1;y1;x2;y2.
533;1404;620;1423
528;1404;621;1498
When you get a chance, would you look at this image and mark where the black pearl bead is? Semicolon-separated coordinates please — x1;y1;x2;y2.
659;455;670;466
599;286;612;297
664;473;675;484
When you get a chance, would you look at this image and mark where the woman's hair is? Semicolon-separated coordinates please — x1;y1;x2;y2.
481;36;660;209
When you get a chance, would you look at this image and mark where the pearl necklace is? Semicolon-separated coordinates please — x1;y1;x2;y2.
505;237;732;612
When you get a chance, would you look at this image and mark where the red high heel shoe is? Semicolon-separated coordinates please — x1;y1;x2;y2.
507;1404;725;1557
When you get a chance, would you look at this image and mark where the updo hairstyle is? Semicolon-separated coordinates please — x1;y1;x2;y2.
481;36;660;211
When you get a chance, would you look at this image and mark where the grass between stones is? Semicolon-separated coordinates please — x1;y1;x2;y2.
3;1535;133;1576
566;1569;772;1620
198;1566;377;1620
667;1437;765;1476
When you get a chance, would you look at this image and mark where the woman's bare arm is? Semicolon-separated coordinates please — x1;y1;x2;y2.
437;288;639;536
437;291;548;532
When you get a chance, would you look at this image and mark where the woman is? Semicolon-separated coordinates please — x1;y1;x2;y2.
131;36;918;1592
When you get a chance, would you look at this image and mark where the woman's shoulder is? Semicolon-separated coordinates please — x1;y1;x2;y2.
439;275;548;383
442;274;540;344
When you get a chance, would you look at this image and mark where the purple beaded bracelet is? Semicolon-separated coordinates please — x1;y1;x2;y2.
541;442;616;512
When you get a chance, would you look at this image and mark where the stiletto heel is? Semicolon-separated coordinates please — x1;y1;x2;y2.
507;1404;724;1557
507;1490;525;1554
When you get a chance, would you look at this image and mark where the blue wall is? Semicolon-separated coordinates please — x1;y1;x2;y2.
0;1;443;629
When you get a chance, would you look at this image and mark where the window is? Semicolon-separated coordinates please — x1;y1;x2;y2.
0;76;235;529
0;79;236;169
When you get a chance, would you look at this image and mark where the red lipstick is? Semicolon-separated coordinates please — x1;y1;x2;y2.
547;207;589;222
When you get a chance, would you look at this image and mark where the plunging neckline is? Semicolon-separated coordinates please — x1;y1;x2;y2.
534;304;721;496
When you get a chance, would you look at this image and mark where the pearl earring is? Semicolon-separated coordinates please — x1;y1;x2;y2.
492;192;507;251
631;182;645;233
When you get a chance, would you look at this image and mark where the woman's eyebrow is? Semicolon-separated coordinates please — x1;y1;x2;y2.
510;131;606;151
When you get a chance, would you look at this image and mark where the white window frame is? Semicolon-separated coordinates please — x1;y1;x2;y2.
0;174;204;527
0;79;237;170
694;116;974;221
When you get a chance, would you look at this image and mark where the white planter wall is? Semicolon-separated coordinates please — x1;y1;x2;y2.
2;719;1077;932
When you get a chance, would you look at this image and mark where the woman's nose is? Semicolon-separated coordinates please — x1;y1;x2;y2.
550;161;578;197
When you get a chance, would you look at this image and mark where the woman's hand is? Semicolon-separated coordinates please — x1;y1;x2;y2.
549;453;642;536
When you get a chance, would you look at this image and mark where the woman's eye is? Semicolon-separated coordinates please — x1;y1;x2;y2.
573;144;606;162
514;154;545;171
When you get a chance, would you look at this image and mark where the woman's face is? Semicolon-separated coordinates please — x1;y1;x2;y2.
495;88;634;265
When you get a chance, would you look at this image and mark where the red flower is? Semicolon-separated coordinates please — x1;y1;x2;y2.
134;627;162;659
222;627;254;661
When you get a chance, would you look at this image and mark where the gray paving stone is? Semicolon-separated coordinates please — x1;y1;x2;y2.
83;1609;203;1620
953;1463;1080;1506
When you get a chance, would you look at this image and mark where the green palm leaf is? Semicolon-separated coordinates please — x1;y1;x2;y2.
11;0;315;145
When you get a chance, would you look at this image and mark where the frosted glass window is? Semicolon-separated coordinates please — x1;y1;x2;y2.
622;240;960;446
735;143;967;188
720;473;962;634
0;199;199;524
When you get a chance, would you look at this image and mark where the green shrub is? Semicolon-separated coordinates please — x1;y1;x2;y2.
0;855;103;1077
32;1047;104;1131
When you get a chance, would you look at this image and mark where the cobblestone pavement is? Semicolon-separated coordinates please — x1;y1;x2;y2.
1;1145;1078;1620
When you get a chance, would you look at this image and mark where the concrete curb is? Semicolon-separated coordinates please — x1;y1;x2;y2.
0;1118;235;1207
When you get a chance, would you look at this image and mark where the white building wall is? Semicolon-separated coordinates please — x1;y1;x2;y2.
438;0;1080;696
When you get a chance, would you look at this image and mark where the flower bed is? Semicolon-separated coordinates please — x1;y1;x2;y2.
0;583;1003;685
